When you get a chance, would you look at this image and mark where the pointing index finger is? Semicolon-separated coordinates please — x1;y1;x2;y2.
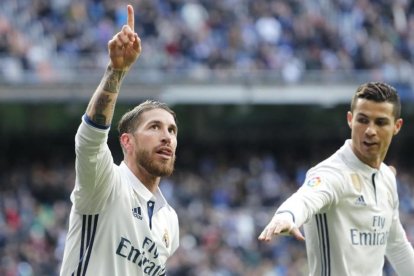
127;5;134;31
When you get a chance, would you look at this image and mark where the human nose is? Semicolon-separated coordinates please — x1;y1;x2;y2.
365;123;377;136
160;128;172;144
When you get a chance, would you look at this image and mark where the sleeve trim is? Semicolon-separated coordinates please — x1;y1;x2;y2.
83;114;111;130
276;210;296;223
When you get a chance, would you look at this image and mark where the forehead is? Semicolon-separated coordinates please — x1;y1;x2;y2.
139;108;176;126
353;99;395;119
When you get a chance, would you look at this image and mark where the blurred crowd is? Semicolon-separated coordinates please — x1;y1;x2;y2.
1;0;414;83
0;149;413;275
1;0;414;275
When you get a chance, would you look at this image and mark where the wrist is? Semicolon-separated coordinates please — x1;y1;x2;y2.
108;63;129;73
274;211;296;234
275;211;295;224
102;65;128;93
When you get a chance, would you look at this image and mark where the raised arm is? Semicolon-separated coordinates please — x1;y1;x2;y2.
85;5;141;127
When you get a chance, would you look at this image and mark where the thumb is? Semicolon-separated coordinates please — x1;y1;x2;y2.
290;227;305;241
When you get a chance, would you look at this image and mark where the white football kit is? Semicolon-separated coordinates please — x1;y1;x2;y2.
277;140;414;276
60;117;179;276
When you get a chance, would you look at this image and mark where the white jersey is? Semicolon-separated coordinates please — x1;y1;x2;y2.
277;140;414;276
60;118;179;276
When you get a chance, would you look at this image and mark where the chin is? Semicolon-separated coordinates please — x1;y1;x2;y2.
157;164;174;177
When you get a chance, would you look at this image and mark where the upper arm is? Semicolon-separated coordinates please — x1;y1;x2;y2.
72;120;117;213
299;168;344;208
385;216;414;274
277;168;345;226
384;172;414;272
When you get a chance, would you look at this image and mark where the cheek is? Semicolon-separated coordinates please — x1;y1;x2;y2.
379;129;394;145
137;134;153;145
351;125;364;136
384;131;394;143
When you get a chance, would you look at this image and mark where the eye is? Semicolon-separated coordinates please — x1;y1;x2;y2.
168;126;177;135
150;124;160;130
376;119;389;126
357;117;369;124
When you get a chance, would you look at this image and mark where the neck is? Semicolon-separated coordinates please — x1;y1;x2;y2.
125;159;160;194
349;142;383;169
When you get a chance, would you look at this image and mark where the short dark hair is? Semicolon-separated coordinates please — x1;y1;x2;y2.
350;82;401;119
117;100;177;135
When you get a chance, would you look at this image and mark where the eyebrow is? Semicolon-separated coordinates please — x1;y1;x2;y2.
356;113;390;121
148;119;177;129
355;113;369;119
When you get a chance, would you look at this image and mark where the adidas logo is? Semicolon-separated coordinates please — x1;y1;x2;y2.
132;207;143;220
354;195;366;206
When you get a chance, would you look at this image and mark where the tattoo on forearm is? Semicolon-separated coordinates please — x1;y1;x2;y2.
92;94;112;125
92;114;107;125
102;66;127;93
87;65;124;125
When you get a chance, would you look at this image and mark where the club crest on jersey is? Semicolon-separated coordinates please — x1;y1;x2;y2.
350;173;362;192
163;229;169;248
306;176;322;188
132;207;143;220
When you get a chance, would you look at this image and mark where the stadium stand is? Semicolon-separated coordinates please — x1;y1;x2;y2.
1;0;414;275
0;0;413;84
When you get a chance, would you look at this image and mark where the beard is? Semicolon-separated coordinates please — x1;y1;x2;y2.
136;148;175;177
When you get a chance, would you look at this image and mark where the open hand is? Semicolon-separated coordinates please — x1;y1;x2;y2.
258;214;305;242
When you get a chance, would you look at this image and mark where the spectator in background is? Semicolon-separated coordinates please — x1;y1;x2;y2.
259;82;414;275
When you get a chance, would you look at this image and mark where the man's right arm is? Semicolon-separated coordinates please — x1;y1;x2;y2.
85;4;141;128
72;5;141;213
258;169;342;242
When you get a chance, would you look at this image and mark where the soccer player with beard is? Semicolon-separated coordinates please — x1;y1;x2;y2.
60;5;179;276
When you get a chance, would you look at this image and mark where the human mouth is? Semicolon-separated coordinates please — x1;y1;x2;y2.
156;147;173;159
363;141;378;148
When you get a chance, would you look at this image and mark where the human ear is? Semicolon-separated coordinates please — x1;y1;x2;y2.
393;118;403;135
120;133;133;151
346;111;353;129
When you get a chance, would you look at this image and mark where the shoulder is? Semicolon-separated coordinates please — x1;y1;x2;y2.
380;164;399;197
381;164;397;181
166;205;179;222
303;157;351;194
307;156;347;182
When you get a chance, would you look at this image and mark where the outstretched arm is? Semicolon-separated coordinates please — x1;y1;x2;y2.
85;5;141;127
258;170;344;243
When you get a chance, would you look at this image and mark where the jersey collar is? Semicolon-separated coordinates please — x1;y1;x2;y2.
119;161;170;212
341;140;379;178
